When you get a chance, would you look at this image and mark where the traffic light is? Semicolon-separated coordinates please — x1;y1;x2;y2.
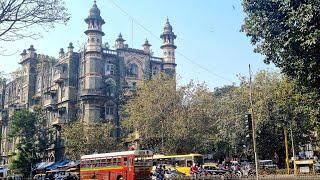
245;113;253;131
244;114;253;140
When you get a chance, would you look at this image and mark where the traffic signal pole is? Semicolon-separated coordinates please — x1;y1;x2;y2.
249;64;259;180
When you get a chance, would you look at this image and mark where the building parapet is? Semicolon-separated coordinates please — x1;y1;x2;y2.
103;49;117;55
150;57;163;62
80;89;104;97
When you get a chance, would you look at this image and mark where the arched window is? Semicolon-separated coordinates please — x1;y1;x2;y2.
127;63;139;78
104;102;116;123
105;63;114;75
105;78;116;97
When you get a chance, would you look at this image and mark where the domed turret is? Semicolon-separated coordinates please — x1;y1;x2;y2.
160;18;177;74
142;38;152;54
163;18;173;33
160;18;176;48
115;33;126;49
85;0;104;23
84;0;105;52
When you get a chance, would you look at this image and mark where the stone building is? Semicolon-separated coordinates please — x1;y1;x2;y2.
0;1;177;163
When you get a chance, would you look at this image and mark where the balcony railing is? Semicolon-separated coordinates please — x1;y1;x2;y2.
53;72;65;83
43;98;56;109
80;89;103;97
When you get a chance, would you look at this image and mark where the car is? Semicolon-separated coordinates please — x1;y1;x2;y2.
259;160;278;169
164;169;185;179
33;174;46;180
202;163;228;175
7;174;23;180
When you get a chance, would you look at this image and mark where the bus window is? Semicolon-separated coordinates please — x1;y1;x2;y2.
106;158;111;166
135;157;141;166
117;158;121;165
176;158;187;167
101;158;107;167
124;157;128;166
90;160;95;167
187;160;192;167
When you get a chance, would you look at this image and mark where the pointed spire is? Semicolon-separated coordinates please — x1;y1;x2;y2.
68;42;74;52
116;33;125;42
143;38;151;47
20;49;27;56
142;38;151;54
93;0;97;8
59;48;65;57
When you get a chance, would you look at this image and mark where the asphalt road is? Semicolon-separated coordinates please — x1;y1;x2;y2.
181;175;320;179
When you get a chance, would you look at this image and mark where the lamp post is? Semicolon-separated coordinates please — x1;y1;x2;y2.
249;64;259;180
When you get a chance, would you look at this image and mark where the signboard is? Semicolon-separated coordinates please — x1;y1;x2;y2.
299;166;310;173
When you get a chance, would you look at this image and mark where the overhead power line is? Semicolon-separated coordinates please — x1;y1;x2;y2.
107;0;234;84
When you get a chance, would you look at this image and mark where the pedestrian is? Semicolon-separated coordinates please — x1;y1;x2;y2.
190;163;198;179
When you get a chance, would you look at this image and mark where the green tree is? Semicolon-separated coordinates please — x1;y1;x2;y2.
62;121;117;160
210;70;316;165
121;74;178;153
122;74;219;154
8;109;48;177
241;0;320;90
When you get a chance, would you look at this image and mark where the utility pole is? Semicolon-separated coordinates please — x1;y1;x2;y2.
161;120;164;154
290;121;296;174
284;127;290;174
249;64;259;180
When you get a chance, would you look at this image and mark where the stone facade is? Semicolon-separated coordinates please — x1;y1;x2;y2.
0;1;177;163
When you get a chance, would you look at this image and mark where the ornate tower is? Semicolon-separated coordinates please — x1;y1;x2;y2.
160;18;177;75
115;33;126;49
81;0;105;123
142;39;152;54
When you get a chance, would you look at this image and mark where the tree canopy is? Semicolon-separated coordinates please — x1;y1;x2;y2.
62;121;118;160
241;0;320;90
0;0;70;41
121;71;318;166
121;74;219;154
8;109;49;176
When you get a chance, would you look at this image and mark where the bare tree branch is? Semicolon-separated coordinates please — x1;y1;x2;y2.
0;0;70;41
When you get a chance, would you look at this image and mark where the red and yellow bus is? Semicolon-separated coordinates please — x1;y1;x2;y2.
80;150;153;180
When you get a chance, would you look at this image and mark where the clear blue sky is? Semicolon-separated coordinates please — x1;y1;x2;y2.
0;0;274;89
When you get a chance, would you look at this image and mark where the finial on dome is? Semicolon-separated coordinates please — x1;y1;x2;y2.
116;33;125;42
143;38;151;47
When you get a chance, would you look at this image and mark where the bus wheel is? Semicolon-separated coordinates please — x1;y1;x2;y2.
117;176;123;180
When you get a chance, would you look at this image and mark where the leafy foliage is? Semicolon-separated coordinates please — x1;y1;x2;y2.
121;71;318;166
241;0;320;90
62;121;118;160
8;109;48;176
122;74;220;154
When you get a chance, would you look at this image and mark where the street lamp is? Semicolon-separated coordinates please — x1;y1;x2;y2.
52;124;61;162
